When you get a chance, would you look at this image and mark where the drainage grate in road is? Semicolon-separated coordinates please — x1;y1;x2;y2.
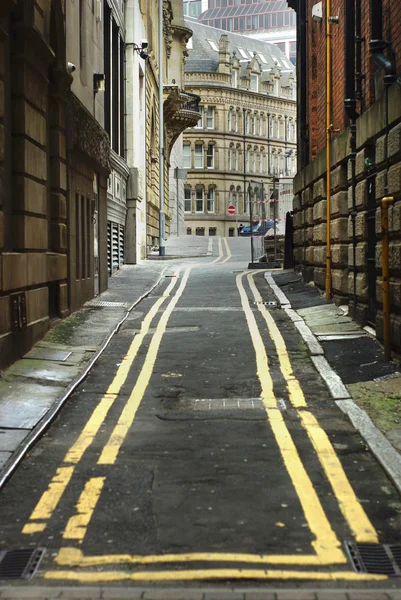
254;301;278;307
345;542;401;576
24;348;72;362
86;300;128;308
180;398;265;411
0;548;46;580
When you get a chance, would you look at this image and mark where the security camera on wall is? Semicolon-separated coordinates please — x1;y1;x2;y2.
312;2;323;22
141;40;148;49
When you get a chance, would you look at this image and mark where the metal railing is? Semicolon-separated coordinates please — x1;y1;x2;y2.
182;92;201;113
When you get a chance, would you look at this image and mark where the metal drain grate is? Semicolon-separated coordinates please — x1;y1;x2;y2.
86;300;128;308
179;398;265;411
345;542;401;576
254;301;278;307
0;548;46;580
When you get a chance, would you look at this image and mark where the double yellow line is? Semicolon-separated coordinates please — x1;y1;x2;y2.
211;237;232;264
22;268;191;537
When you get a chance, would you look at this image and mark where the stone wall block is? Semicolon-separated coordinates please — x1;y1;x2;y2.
313;199;327;223
0;296;11;335
293;210;303;229
376;134;386;166
332;243;349;267
348;242;368;267
388;163;401;197
59;283;68;314
26;287;48;324
313;245;326;266
293;229;303;246
13;215;48;250
294;247;303;263
51;193;67;220
356;148;368;179
348;272;368;300
13;99;46;146
50;130;67;160
47;253;67;282
293;194;301;212
13;139;47;181
375;170;386;200
51;223;67;252
331;217;348;242
313;223;327;244
388;123;401;160
2;253;27;291
313;178;326;201
331;165;347;192
50;159;67;191
26;253;47;287
332;269;349;295
376;206;382;235
314;267;325;288
389;201;401;233
306;207;314;226
302;187;312;206
304;246;314;264
389;242;401;271
14;176;47;215
349;212;367;239
356;180;368;209
13;64;47;113
331;191;348;216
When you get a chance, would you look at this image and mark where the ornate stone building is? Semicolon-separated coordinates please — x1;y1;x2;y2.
183;21;297;237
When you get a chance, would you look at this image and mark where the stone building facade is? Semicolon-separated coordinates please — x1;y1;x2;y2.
183;21;297;237
289;0;401;355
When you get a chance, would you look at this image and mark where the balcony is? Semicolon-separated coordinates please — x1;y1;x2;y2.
164;86;201;149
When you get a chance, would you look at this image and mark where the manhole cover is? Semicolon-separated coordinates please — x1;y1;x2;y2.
345;542;401;576
25;348;72;362
86;300;128;308
0;548;46;580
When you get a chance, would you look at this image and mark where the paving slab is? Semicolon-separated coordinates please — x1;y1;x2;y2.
6;359;80;386
0;381;65;428
0;451;11;468
0;428;30;451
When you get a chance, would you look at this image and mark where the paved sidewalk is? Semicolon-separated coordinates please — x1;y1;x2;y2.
1;587;401;599
0;262;166;484
270;270;401;461
148;235;213;259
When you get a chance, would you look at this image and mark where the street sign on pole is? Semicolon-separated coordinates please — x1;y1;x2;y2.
228;204;236;215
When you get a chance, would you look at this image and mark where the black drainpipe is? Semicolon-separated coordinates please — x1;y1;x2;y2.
355;0;364;112
267;112;271;174
298;0;309;168
345;0;358;314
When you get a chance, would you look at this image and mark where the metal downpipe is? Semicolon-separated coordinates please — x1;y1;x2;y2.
325;0;332;301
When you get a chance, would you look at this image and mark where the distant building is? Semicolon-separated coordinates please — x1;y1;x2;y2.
183;20;296;237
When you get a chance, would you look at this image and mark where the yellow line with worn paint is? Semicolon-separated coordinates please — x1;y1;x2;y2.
22;273;180;535
236;272;344;563
55;546;336;567
63;477;105;540
22;467;74;534
44;569;387;582
220;238;232;263
248;272;378;544
211;237;224;264
98;268;192;465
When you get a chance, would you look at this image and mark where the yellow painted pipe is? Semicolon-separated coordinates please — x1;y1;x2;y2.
381;196;394;360
325;0;332;302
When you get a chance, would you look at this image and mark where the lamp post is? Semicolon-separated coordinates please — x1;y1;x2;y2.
158;0;165;256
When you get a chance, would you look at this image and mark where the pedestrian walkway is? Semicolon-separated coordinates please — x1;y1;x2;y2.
0;263;165;484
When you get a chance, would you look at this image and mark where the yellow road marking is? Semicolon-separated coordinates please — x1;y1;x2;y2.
98;268;192;465
236;272;344;563
220;238;232;264
22;273;180;535
63;477;105;540
248;272;378;544
211;237;223;264
55;547;338;567
44;569;387;582
22;467;74;534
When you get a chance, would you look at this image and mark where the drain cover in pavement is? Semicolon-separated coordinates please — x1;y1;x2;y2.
86;300;128;308
24;348;72;362
345;542;401;576
0;548;46;580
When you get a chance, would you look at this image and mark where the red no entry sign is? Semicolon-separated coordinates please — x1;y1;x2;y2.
228;204;236;215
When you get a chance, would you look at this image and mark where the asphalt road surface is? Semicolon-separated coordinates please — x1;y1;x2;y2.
1;237;401;593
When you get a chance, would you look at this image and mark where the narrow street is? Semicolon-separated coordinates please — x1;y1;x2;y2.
1;238;401;597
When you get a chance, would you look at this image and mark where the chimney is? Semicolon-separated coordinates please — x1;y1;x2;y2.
218;34;231;74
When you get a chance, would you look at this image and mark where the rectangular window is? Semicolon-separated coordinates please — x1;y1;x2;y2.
184;188;192;212
250;74;258;92
234;111;238;131
183;143;191;169
245;113;249;133
187;227;192;235
258;118;262;135
206;106;214;129
207;189;214;212
209;227;217;236
207;143;214;168
246;16;251;28
238;47;248;58
194;143;204;168
195;106;203;128
251;116;255;134
228;149;232;170
258;153;262;173
235;149;238;170
228;109;232;131
195;188;204;212
252;153;256;172
240;16;245;29
246;150;250;171
252;15;257;28
277;12;283;26
231;69;238;87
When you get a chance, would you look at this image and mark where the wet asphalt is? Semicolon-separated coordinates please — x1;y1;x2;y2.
0;237;400;591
